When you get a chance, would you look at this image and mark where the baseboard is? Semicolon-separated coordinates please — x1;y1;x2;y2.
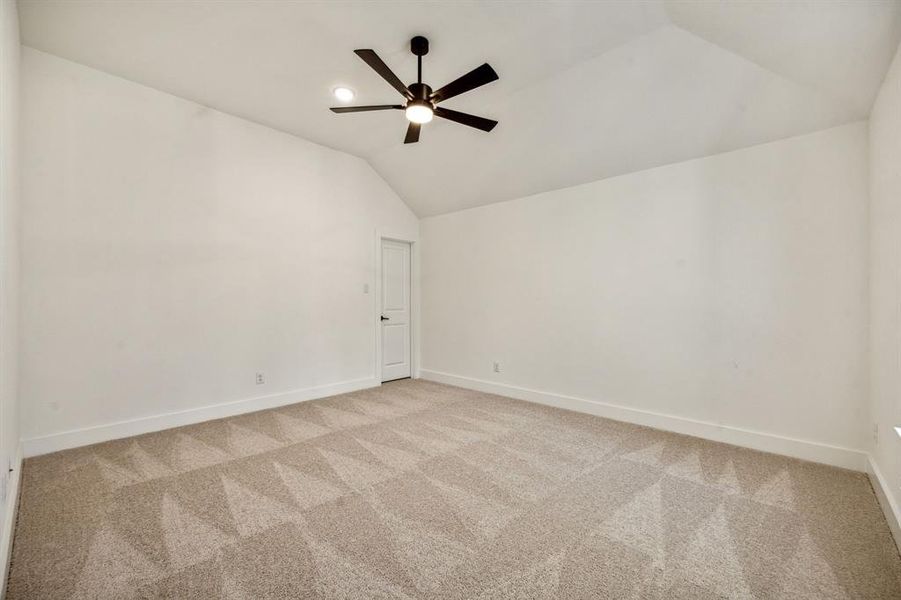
0;444;23;600
421;369;867;471
867;455;901;551
22;377;379;458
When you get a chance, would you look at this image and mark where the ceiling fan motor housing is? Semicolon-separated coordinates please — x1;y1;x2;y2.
407;82;433;105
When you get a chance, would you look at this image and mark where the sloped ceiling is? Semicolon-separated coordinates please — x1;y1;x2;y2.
18;0;901;216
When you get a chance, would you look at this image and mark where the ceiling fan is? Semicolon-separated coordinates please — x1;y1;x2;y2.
330;36;499;144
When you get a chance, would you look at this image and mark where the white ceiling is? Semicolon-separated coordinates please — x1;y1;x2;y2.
18;0;901;216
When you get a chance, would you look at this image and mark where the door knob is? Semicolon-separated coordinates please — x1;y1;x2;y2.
381;315;389;321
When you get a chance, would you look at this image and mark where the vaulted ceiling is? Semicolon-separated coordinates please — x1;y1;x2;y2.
18;1;901;216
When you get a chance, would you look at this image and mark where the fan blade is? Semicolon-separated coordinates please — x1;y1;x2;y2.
430;63;498;103
433;107;497;132
330;105;403;113
404;122;421;144
354;49;412;99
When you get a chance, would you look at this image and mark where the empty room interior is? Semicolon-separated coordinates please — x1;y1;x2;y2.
1;0;901;598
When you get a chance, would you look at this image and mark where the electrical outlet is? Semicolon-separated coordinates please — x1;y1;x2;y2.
256;373;265;385
493;361;501;373
0;459;9;503
0;457;13;504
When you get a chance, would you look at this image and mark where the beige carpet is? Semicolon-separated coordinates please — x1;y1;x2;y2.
6;379;901;599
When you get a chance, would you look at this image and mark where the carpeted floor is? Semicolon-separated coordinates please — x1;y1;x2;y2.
6;379;901;599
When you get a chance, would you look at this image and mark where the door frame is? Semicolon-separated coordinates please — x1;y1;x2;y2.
374;231;419;384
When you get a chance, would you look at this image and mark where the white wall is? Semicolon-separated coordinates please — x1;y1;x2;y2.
0;0;21;587
869;41;901;541
422;122;869;467
20;48;418;450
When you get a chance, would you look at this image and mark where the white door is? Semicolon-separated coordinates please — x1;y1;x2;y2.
381;239;411;382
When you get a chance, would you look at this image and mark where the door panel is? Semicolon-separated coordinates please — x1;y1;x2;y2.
381;240;411;382
383;324;407;366
383;246;407;310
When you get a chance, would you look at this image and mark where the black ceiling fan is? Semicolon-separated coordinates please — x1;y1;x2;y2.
330;36;499;144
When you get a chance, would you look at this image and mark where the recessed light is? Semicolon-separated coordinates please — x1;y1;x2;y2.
333;87;355;103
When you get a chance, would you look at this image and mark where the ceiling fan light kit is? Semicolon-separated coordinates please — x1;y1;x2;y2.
405;101;433;124
330;35;499;144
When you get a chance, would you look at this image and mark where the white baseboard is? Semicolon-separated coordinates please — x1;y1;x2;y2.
0;444;23;600
867;455;901;550
22;377;379;458
421;369;867;471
